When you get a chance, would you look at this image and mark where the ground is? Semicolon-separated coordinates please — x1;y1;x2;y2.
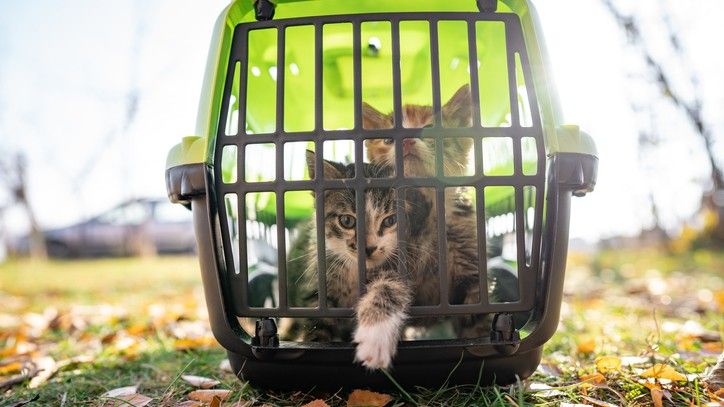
0;250;722;406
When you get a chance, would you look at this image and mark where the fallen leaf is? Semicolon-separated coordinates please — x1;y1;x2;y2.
209;395;221;407
595;356;621;374
102;393;152;407
528;382;564;397
579;372;606;385
346;389;392;407
537;362;562;377
580;395;619;407
650;386;663;407
640;364;688;381
577;338;596;354
0;361;24;375
188;389;231;402
174;337;217;351
28;356;57;388
181;375;220;389
302;400;330;407
102;386;139;398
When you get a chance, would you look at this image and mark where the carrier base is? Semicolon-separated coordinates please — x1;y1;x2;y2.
226;346;542;390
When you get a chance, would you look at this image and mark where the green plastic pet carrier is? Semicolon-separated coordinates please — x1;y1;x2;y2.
165;0;597;389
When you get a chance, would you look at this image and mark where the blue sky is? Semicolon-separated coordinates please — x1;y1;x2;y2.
0;0;722;242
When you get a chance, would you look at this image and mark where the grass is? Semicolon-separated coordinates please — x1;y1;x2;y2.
0;250;722;406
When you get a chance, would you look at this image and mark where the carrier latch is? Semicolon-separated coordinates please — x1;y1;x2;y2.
252;317;279;348
476;0;498;13
490;313;520;355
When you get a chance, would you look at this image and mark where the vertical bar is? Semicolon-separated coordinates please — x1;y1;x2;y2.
390;19;408;278
314;23;323;131
429;20;443;127
275;28;287;309
436;188;449;307
352;21;366;295
353;21;363;130
314;141;327;310
514;187;526;297
466;21;482;128
505;23;520;127
475;186;489;305
276;27;285;132
235;192;249;306
391;20;403;129
239;28;250;135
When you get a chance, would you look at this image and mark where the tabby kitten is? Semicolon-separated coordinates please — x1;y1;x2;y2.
300;151;413;369
363;84;474;180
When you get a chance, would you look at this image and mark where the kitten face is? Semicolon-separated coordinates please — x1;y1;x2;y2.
363;84;473;177
306;151;398;269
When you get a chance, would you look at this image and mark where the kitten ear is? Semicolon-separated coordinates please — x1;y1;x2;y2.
306;149;346;179
362;103;393;129
442;84;473;127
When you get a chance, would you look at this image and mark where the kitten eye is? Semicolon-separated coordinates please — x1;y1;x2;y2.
338;214;356;229
382;214;396;228
383;138;394;145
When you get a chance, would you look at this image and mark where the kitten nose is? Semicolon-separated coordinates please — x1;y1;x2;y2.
403;138;417;155
365;246;377;257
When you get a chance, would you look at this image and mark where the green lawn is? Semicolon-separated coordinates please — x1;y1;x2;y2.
0;251;721;406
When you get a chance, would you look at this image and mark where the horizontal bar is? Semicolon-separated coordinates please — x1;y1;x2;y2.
234;299;535;318
235;11;520;31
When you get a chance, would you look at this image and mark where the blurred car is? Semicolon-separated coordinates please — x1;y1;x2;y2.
11;198;196;257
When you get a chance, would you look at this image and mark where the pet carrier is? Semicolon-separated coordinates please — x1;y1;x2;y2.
165;0;597;389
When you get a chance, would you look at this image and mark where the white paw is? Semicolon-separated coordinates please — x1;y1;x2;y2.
353;313;404;370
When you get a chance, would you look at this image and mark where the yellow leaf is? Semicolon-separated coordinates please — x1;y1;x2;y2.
640;364;687;381
187;389;231;403
595;356;621;374
174;337;217;351
346;389;392;407
0;362;23;375
702;342;722;353
650;387;663;407
577;338;596;354
579;372;606;385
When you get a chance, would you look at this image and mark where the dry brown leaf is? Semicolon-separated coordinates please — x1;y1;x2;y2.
103;393;152;407
595;356;621;374
577;338;596;354
640;364;688;381
650;387;663;407
209;395;222;407
579;372;607;385
302;400;331;407
0;362;23;375
181;374;220;389
346;389;392;407
102;386;139;398
187;389;231;402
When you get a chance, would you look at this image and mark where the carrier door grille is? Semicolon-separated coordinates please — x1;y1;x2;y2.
214;12;546;318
